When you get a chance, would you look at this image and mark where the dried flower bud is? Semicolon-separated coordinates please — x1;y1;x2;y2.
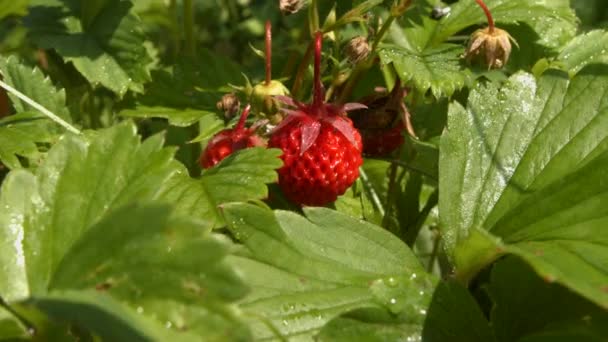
280;0;304;15
344;36;370;65
216;93;240;119
464;27;517;69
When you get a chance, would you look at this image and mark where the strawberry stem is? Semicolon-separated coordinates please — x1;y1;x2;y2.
475;0;495;33
235;104;251;131
265;20;272;85
313;31;324;109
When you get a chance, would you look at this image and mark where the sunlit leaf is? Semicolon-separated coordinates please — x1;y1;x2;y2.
439;65;608;308
223;203;437;340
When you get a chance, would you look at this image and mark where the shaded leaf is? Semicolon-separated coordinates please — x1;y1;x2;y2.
317;316;421;342
120;106;217;127
223;203;437;340
489;257;608;342
24;291;172;342
422;281;496;342
26;0;152;96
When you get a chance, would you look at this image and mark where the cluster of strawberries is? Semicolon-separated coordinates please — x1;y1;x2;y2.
200;28;411;207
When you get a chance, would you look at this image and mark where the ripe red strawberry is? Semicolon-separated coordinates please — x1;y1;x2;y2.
268;32;365;206
349;80;414;156
199;104;264;168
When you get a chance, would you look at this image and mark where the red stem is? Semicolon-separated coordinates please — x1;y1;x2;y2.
313;31;324;109
265;20;272;85
475;0;495;33
235;104;251;131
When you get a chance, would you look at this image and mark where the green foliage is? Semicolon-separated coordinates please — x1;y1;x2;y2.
440;66;608;307
26;0;152;96
1;0;608;340
223;203;436;340
0;56;70;168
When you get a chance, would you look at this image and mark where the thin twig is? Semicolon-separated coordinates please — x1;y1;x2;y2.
0;79;80;134
359;167;385;218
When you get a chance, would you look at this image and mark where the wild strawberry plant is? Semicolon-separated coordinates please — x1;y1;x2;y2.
0;0;607;341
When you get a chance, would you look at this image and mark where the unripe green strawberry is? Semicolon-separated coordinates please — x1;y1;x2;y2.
199;105;265;168
251;80;289;123
268;32;366;206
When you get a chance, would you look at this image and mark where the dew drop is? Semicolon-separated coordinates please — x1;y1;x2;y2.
386;277;398;287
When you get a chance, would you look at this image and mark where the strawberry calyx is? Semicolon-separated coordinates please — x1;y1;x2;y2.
206;104;261;147
272;32;366;155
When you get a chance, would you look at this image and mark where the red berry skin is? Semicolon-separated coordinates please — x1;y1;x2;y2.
199;104;264;169
199;129;262;168
360;125;405;156
269;117;363;206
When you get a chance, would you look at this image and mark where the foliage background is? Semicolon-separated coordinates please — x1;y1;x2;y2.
0;0;607;341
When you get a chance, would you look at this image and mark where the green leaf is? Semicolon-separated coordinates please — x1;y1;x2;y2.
223;203;437;340
380;4;470;98
0;56;73;168
158;147;282;229
119;106;217;127
140;54;243;110
0;0;27;20
439;66;608;307
381;0;576;97
422;281;496;342
0;306;26;339
24;291;174;341
0;122;254;339
317;316;421;342
0;55;71;121
26;0;152;96
379;43;469;98
556;30;608;75
432;0;577;49
488;257;608;342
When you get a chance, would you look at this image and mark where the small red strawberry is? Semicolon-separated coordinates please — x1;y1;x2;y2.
268;32;366;206
349;80;415;156
199;104;265;168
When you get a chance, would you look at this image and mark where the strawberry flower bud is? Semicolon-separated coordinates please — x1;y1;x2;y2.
464;27;516;69
216;93;240;119
344;36;370;65
464;0;518;69
279;0;305;15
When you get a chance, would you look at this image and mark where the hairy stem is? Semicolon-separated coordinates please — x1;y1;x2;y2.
312;32;324;109
265;20;272;85
475;0;495;32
